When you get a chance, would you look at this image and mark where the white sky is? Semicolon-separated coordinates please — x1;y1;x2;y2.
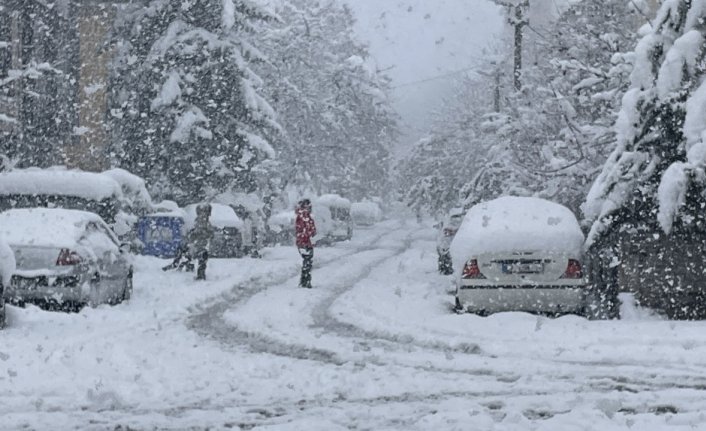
344;0;504;147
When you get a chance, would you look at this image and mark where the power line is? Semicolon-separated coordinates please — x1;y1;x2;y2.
391;65;481;89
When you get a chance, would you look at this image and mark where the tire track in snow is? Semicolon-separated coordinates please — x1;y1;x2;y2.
187;222;411;365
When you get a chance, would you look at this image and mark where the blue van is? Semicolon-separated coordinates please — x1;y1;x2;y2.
137;215;185;258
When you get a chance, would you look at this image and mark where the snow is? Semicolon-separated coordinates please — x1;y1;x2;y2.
0;168;123;202
351;202;382;226
222;0;235;30
102;168;153;210
316;194;351;209
450;197;584;271
656;30;704;100
0;208;103;249
657;163;689;233
184;203;243;230
0;235;15;287
1;220;706;428
683;79;706;149
150;71;182;110
169;107;211;143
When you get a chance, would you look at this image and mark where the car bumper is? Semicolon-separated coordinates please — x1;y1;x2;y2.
3;273;88;304
456;285;587;314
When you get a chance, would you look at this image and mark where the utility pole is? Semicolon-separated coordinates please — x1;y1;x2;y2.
494;0;529;90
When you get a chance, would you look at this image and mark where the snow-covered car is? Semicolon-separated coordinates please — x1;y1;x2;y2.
0;236;16;328
0;208;133;311
0;167;124;225
436;207;465;275
315;194;353;243
450;196;590;316
351;201;383;226
184;203;244;258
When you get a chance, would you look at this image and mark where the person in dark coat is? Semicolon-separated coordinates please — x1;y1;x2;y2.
190;203;214;280
295;199;316;288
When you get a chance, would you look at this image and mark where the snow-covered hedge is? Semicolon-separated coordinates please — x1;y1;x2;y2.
351;202;382;226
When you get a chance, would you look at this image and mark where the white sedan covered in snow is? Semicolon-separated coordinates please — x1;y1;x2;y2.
451;196;589;316
0;208;133;311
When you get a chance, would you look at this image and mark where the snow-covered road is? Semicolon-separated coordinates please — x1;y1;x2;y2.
2;219;706;430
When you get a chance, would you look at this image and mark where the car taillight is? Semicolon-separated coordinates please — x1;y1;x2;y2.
443;228;457;237
462;259;486;279
561;259;583;279
56;249;83;266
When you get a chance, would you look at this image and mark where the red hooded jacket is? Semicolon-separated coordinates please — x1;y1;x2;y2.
295;207;317;248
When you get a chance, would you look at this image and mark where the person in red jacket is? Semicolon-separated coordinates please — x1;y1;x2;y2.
295;199;317;288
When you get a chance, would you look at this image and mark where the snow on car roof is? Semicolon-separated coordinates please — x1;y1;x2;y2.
0;168;123;201
102;168;152;208
317;194;351;209
184;203;244;229
0;208;103;248
450;196;584;264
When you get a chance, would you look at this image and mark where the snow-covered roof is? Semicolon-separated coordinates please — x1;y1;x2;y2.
0;168;123;201
184;203;244;230
0;208;103;248
316;194;351;209
450;196;584;266
102;168;152;208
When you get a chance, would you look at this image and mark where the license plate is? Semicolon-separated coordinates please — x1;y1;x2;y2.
501;262;543;274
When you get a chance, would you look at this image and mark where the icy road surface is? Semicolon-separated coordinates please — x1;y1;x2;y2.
2;220;706;430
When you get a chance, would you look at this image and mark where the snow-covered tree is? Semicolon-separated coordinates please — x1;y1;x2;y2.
0;1;78;167
109;0;278;204
257;0;396;201
585;0;706;242
584;0;706;318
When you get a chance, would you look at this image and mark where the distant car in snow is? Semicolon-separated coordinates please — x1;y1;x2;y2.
351;201;383;226
314;194;353;244
436;207;465;275
0;236;15;328
0;208;133;311
184;203;244;258
450;196;598;317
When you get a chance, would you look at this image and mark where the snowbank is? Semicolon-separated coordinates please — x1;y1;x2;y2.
0;168;123;201
450;196;584;271
268;211;294;233
0;208;103;249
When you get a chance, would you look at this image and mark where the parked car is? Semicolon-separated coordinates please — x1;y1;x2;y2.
450;196;592;317
0;167;124;225
436;207;465;275
184;203;243;258
315;194;353;243
351;201;383;226
0;236;15;328
0;208;133;311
